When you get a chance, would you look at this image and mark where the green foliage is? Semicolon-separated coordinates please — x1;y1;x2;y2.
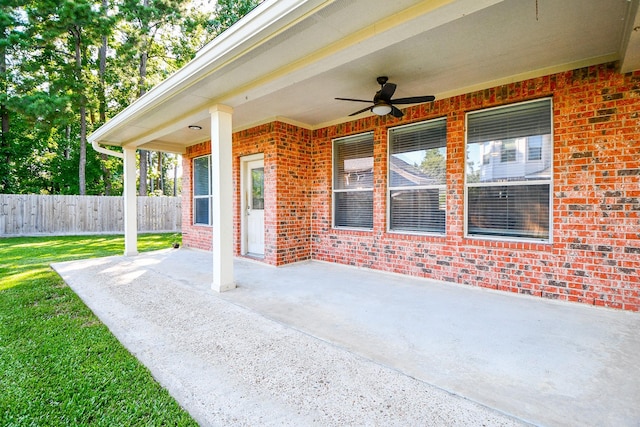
419;147;446;183
0;233;195;425
212;0;261;35
0;233;180;289
2;1;261;196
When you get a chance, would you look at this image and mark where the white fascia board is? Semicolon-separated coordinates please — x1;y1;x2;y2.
89;0;334;145
123;109;212;149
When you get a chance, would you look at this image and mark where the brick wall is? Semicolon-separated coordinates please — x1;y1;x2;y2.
184;122;313;265
231;123;278;264
271;122;313;265
312;62;640;311
182;62;640;311
182;141;213;251
231;122;313;265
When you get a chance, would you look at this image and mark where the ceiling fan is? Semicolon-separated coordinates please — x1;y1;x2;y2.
335;76;435;118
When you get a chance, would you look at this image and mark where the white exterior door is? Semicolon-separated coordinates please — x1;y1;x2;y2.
245;159;265;256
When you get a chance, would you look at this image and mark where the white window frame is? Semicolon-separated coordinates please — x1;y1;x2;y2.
332;132;374;230
387;118;447;235
464;98;553;243
193;154;213;226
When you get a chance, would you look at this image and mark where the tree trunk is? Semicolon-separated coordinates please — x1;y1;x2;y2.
139;150;148;196
150;151;155;193
98;3;112;195
72;25;87;195
173;154;178;197
0;40;9;192
65;126;71;159
158;152;164;194
137;51;149;196
79;105;87;195
138;149;149;195
137;0;150;197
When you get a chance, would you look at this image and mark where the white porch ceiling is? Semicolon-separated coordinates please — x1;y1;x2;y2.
90;0;640;154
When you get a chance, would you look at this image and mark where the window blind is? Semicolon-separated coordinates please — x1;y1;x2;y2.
388;118;447;234
467;184;549;239
333;133;374;229
193;156;210;196
467;99;552;143
334;192;374;229
194;198;210;225
193;155;212;225
389;188;445;233
334;133;374;190
389;119;446;154
465;99;552;241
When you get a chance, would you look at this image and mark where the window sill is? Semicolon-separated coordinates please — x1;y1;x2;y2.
463;234;553;251
332;226;374;233
387;229;446;238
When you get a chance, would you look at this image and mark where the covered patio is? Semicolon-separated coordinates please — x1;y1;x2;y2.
53;248;640;426
88;0;640;299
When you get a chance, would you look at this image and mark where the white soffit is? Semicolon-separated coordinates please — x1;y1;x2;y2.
91;0;639;153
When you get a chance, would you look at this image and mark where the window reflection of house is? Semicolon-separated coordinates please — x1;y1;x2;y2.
342;157;373;188
390;156;440;187
478;135;552;183
466;98;552;240
389;156;445;233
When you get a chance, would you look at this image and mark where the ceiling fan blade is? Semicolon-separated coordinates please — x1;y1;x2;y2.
390;95;436;104
379;82;396;101
335;97;373;103
391;106;404;118
348;106;373;116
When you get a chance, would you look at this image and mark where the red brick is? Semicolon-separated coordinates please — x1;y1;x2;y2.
181;63;640;312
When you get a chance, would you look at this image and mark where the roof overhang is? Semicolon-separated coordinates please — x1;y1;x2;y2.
89;0;640;155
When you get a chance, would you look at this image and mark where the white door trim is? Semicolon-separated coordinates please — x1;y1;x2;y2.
240;153;265;256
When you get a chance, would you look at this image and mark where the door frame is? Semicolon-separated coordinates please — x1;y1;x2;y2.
240;153;265;256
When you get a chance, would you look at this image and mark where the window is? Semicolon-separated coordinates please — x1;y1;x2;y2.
388;118;447;233
482;142;491;165
465;98;552;241
251;168;264;210
193;155;213;225
500;139;517;162
527;136;543;161
333;133;374;229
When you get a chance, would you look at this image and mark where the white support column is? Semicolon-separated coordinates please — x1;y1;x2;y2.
210;104;235;292
123;147;138;256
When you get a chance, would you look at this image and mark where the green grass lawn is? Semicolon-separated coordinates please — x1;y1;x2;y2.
0;234;197;426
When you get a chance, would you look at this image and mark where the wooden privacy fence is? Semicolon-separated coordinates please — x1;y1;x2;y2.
0;194;181;236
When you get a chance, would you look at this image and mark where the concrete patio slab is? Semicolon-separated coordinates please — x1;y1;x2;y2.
52;248;640;426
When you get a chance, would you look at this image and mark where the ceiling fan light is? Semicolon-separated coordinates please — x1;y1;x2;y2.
372;104;392;116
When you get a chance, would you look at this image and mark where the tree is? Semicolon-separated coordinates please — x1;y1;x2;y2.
420;148;446;183
117;0;187;195
20;0;111;195
0;2;24;193
211;0;261;35
96;0;114;195
1;0;262;196
179;0;261;53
